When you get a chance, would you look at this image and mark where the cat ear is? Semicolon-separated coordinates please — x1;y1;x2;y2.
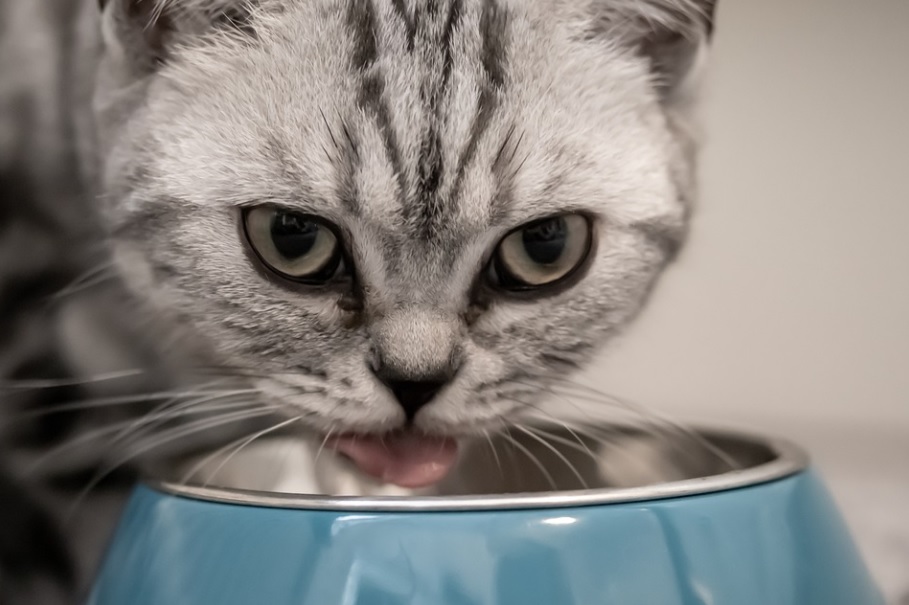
99;0;175;72
592;0;717;104
98;0;252;74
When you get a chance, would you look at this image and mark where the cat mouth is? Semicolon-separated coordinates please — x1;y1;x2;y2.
327;431;459;488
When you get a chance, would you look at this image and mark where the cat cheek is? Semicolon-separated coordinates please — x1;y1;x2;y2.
457;346;508;386
415;395;522;434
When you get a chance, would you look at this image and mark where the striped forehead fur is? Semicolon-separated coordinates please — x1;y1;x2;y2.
145;0;693;234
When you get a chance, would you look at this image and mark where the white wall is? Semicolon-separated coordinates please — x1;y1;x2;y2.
581;0;909;433
577;2;909;596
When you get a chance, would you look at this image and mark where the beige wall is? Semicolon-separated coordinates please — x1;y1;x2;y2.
581;0;909;433
580;7;909;591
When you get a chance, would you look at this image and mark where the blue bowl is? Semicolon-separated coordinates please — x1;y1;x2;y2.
87;427;884;605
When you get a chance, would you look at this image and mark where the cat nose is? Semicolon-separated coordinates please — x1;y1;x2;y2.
372;364;455;420
386;379;447;419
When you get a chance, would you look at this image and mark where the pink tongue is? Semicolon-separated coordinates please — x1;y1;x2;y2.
328;433;459;488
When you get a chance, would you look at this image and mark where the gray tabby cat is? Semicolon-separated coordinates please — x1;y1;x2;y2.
0;0;716;602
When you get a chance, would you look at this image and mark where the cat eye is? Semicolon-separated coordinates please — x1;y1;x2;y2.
491;214;592;291
243;207;345;283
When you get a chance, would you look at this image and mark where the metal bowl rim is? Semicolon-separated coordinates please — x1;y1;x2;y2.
149;426;809;512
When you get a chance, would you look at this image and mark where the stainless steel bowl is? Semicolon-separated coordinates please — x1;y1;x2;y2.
153;424;808;510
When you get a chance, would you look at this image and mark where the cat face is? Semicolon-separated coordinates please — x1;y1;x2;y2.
94;0;713;441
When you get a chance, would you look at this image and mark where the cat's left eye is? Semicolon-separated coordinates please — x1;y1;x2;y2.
243;207;346;284
490;214;592;291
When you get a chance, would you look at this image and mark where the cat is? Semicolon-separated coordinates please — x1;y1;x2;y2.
0;0;716;602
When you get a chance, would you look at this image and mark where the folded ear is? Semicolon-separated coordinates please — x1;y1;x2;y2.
592;0;717;104
98;0;253;75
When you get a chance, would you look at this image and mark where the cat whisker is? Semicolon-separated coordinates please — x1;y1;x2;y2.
498;423;557;491
180;415;300;491
497;392;599;461
2;385;257;424
313;424;337;465
546;380;739;470
512;424;589;489
189;365;332;392
515;422;598;464
507;377;650;423
65;407;282;522
505;376;734;470
189;365;301;381
0;369;146;391
520;392;739;475
495;393;659;469
185;366;258;379
102;391;268;454
122;407;282;469
495;382;628;434
94;379;284;449
481;428;504;478
196;415;304;488
47;261;118;303
24;398;270;475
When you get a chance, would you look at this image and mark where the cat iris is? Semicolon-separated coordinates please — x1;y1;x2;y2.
243;207;346;283
491;214;592;291
243;207;592;292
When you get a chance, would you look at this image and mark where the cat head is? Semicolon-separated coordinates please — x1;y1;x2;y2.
91;0;716;442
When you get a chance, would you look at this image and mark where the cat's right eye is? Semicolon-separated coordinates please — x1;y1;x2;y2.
243;207;346;284
489;213;593;293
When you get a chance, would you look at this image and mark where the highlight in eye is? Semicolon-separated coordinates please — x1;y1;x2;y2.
491;214;592;290
243;207;345;283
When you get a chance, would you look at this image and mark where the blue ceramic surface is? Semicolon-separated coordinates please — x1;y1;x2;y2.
87;468;883;605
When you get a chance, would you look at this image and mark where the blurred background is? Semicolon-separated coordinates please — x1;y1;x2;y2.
579;0;909;599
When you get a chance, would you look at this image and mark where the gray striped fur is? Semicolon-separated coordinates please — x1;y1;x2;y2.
0;0;716;602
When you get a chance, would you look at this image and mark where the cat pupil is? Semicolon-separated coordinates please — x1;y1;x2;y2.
271;213;319;259
522;218;567;265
